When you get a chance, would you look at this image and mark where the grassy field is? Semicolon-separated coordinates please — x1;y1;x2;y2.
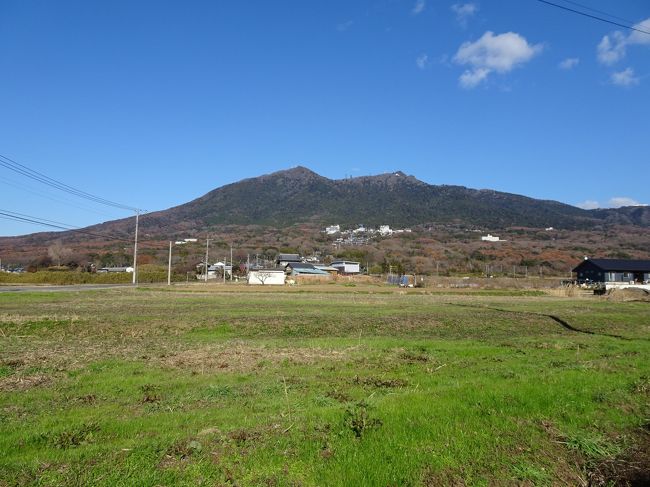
0;284;648;486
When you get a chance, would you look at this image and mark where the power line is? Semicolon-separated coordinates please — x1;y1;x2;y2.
559;0;636;25
0;174;118;218
0;153;142;212
0;209;132;242
535;0;650;35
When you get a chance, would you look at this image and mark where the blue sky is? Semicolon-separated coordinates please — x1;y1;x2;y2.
1;0;649;236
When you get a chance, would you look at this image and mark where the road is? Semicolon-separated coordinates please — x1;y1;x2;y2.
0;284;135;293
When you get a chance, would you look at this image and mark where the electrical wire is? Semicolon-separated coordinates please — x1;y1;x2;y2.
558;0;636;25
535;0;650;35
0;174;118;219
0;209;133;242
0;153;142;212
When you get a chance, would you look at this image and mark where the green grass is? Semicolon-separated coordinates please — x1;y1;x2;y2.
0;265;185;285
0;286;648;485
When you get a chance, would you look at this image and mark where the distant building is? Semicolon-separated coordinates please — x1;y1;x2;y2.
481;234;504;242
573;258;650;285
277;253;302;267
325;225;340;235
247;269;286;285
208;262;232;278
379;225;392;236
331;261;361;274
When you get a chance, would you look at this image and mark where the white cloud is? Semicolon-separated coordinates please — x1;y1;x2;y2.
597;32;627;65
453;31;543;88
577;200;600;210
610;67;640;87
608;197;647;208
597;17;650;65
412;0;426;15
558;57;579;70
459;67;490;88
627;18;650;45
416;53;429;70
451;3;478;27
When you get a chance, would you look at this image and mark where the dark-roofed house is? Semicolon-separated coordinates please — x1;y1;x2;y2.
277;253;302;267
573;258;650;284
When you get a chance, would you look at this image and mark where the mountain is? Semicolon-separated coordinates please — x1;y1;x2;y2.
2;167;650;251
140;166;648;231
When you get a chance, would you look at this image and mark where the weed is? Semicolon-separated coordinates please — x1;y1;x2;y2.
50;422;100;449
563;433;622;460
399;351;430;363
204;384;236;399
353;375;408;388
343;401;382;438
326;389;352;403
630;375;649;394
140;384;162;403
511;463;551;484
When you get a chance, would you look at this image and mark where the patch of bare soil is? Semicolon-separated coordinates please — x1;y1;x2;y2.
540;419;650;486
420;467;468;486
588;428;650;487
161;342;348;372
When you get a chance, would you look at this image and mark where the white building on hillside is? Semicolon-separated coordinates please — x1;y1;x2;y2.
481;234;505;242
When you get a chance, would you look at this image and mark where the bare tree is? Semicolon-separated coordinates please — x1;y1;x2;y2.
47;241;72;266
252;270;276;285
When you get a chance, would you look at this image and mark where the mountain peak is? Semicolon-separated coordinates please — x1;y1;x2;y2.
271;166;321;179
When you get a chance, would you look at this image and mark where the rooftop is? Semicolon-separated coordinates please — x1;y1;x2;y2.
575;258;650;272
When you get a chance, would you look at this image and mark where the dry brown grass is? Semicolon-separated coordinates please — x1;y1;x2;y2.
161;342;350;373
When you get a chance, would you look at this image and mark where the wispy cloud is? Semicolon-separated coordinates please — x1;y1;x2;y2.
412;0;426;15
453;31;543;88
608;196;646;208
577;197;647;209
610;67;640;87
597;17;650;65
416;53;429;70
336;20;353;32
558;57;579;70
577;200;600;210
451;3;478;27
459;67;490;88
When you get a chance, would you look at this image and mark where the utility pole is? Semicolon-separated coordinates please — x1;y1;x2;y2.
230;245;233;282
204;238;210;283
132;210;140;285
167;241;172;286
223;255;226;284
